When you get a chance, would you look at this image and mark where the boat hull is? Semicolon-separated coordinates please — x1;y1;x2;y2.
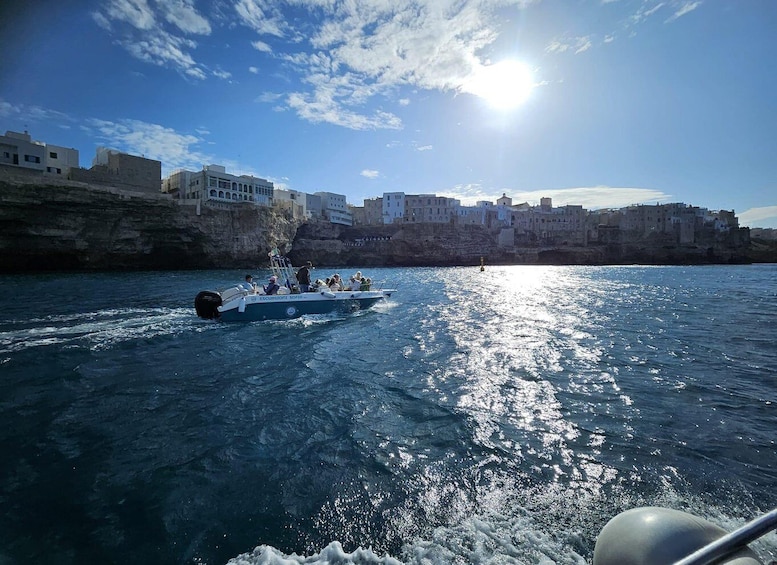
215;290;389;322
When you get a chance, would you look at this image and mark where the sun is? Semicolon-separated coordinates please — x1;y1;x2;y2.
464;60;535;110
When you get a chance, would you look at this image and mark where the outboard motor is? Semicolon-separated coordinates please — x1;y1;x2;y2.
194;291;222;320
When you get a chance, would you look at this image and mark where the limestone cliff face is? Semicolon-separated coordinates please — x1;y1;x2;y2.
289;221;504;267
289;220;763;267
0;181;298;272
0;181;769;273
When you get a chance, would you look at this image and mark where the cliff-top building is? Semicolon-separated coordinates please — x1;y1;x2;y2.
0;130;79;177
316;191;353;226
68;147;162;194
170;165;274;207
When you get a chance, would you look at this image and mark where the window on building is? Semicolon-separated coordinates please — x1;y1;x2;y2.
49;151;58;159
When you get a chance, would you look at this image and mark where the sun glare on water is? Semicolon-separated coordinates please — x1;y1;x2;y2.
465;60;535;110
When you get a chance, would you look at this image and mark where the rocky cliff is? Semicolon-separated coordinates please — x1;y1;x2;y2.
1;180;773;273
289;220;767;267
0;180;298;272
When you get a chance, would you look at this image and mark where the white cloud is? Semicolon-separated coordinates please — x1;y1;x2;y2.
665;1;702;23
361;169;380;179
545;40;570;54
238;1;537;129
0;99;72;123
546;35;594;55
398;98;410;106
158;0;211;34
738;206;777;229
249;66;259;74
83;118;211;174
235;0;286;38
287;91;402;130
630;2;666;25
93;0;211;79
251;40;273;53
256;91;282;103
416;145;433;152
574;36;593;54
101;0;156;31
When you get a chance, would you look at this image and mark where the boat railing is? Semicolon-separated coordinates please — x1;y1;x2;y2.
269;255;299;291
672;507;777;565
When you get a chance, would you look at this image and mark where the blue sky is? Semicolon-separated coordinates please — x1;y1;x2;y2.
1;0;776;227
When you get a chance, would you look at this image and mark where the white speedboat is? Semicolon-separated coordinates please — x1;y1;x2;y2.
195;255;394;322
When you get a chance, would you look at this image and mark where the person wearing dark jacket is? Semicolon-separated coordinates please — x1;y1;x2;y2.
296;261;313;292
264;275;280;295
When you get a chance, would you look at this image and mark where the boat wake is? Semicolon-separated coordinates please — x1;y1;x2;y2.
0;306;207;353
224;488;777;565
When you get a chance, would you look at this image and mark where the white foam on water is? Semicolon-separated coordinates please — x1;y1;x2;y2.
0;306;206;353
223;479;777;565
227;542;402;565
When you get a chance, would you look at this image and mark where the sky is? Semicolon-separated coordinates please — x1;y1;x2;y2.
1;0;776;228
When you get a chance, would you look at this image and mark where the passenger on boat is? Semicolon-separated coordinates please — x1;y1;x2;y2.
360;277;372;291
241;274;257;293
349;271;363;291
296;261;313;292
263;275;280;295
329;274;342;291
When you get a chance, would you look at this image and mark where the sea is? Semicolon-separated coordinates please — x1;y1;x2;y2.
0;264;775;565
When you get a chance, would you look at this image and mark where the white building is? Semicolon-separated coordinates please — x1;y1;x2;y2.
180;165;274;206
382;192;406;224
315;191;352;225
0;130;79;176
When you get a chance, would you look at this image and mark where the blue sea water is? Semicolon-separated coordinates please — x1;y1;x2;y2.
0;265;775;565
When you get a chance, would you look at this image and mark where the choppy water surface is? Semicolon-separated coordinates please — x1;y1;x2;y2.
0;265;775;564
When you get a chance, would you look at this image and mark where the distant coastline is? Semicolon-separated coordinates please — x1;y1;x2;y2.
1;179;776;274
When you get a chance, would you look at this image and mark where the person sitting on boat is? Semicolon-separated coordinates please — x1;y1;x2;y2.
329;274;342;291
263;275;280;295
359;277;369;291
241;274;257;293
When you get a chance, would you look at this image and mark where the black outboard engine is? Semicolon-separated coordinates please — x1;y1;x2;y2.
194;291;222;320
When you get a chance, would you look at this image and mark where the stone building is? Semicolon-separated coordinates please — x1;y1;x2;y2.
362;197;384;225
274;188;307;219
69;147;161;194
404;194;460;223
161;169;192;199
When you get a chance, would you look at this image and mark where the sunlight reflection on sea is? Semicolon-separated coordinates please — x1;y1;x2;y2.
0;266;775;565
